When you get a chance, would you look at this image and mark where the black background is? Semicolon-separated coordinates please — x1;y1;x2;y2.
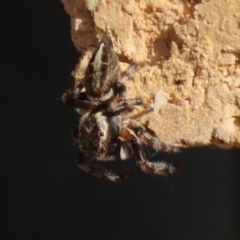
1;1;240;240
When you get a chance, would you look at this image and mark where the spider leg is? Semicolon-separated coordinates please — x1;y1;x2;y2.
62;90;98;110
104;98;143;116
131;137;175;176
76;157;133;182
119;63;138;84
119;141;133;160
90;98;142;116
128;120;179;153
115;82;127;98
116;63;146;99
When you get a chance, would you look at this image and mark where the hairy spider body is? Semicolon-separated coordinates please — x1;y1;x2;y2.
83;40;120;101
63;40;178;181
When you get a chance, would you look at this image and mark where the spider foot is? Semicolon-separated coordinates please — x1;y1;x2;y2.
137;160;175;176
76;159;134;182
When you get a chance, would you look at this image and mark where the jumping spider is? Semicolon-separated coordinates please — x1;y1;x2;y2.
62;40;178;181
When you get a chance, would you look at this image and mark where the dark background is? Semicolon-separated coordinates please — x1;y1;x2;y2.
1;1;240;240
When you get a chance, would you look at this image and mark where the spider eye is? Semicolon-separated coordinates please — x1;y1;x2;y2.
99;131;104;137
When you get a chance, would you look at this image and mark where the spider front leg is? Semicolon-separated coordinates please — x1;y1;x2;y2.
131;137;176;176
76;157;133;182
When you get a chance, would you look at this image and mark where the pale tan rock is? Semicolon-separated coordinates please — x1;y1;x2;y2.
61;0;240;148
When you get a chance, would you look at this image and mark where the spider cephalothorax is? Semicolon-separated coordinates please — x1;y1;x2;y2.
77;104;121;160
63;40;178;181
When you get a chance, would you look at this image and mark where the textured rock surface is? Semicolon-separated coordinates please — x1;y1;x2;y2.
61;0;240;148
